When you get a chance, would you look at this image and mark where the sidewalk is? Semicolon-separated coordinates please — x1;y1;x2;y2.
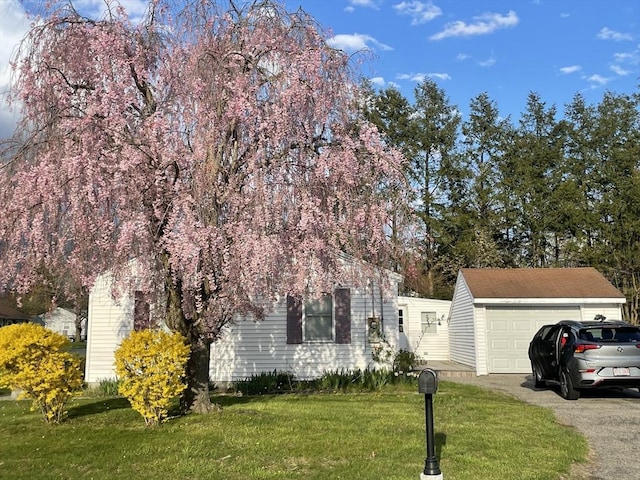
417;360;476;379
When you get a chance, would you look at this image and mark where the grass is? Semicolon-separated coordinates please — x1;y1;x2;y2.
0;381;588;480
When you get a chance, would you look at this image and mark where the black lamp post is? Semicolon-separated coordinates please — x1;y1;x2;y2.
418;368;443;479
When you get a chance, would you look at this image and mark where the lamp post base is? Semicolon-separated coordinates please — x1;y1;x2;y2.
420;473;444;480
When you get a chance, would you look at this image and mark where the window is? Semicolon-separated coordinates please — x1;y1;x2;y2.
398;309;404;333
286;288;351;344
421;311;438;334
304;294;333;342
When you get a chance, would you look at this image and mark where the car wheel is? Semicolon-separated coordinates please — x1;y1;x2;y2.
559;369;580;400
532;365;545;388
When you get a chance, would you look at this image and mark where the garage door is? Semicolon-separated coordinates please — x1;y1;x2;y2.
486;306;581;373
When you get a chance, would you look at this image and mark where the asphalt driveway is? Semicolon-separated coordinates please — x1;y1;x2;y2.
447;374;640;480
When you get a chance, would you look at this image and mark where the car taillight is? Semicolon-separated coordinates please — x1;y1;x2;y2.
574;344;601;353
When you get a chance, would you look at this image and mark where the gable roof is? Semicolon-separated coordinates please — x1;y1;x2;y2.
460;267;625;299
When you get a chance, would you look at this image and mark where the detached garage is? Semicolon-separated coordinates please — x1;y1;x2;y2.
449;268;626;375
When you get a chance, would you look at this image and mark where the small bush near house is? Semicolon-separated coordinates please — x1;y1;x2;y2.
317;367;418;391
85;378;121;397
114;329;190;426
0;323;83;423
234;368;417;395
235;370;297;395
392;349;424;373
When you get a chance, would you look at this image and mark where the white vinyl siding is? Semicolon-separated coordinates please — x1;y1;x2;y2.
398;296;451;361
210;282;398;383
448;274;477;369
84;273;134;383
581;305;624;322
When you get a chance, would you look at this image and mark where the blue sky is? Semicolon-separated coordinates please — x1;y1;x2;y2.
286;0;639;119
1;0;638;138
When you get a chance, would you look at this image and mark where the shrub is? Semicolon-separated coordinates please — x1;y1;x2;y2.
114;329;190;426
0;323;83;423
85;378;121;397
392;349;424;373
235;370;296;395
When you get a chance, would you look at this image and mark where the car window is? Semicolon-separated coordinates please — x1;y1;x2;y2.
581;327;640;343
614;327;640;343
539;325;558;343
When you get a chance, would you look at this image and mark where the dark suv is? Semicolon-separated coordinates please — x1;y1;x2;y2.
528;319;640;400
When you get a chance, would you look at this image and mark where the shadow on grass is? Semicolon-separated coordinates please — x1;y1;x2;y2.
436;432;447;457
68;397;131;418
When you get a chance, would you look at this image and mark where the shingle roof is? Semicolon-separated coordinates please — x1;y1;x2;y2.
460;267;625;299
0;304;32;320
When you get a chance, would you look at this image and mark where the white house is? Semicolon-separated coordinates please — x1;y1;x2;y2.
41;307;86;341
88;266;624;381
85;269;407;384
448;267;626;375
397;296;451;361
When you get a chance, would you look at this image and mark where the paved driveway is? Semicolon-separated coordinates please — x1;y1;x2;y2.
447;374;640;480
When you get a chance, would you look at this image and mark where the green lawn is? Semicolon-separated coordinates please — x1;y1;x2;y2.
0;382;587;480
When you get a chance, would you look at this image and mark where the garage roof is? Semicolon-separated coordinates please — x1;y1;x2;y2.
461;267;625;299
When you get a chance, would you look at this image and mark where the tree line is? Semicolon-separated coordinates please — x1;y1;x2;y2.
361;79;640;323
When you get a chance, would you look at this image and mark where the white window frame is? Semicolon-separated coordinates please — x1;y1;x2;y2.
303;293;334;343
421;311;438;334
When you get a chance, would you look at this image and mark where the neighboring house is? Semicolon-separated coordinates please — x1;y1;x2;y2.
448;267;626;375
41;307;86;341
85;268;404;384
0;303;32;328
397;296;451;362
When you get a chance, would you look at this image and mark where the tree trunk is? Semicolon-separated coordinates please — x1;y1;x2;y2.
180;338;221;414
163;256;221;414
74;309;83;342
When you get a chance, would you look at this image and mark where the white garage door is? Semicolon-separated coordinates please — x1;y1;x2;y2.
486;306;581;373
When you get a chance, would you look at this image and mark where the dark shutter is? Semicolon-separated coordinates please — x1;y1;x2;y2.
286;295;303;344
134;291;150;331
334;288;351;344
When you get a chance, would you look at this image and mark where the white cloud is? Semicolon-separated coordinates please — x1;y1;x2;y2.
397;72;451;82
597;27;633;42
559;65;582;74
456;53;470;61
430;10;519;41
428;72;451;81
610;64;629;76
370;76;386;87
393;1;442;26
327;33;393;53
74;0;149;19
346;0;381;10
613;45;640;66
586;74;610;86
477;54;496;67
0;0;30;140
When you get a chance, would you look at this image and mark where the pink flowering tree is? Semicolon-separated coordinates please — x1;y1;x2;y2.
0;0;404;412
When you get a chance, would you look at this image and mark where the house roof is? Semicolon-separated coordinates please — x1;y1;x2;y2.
0;304;32;321
460;267;625;299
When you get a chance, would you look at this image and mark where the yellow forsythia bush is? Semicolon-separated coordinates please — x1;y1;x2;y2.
0;323;83;423
114;329;190;426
